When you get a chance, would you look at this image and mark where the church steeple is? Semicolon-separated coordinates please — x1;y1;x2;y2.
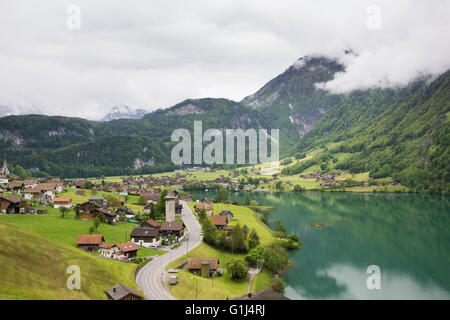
1;155;10;175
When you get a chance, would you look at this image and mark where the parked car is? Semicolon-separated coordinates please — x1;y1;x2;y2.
168;269;178;273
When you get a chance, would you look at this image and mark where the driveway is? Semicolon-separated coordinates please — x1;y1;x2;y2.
136;201;202;300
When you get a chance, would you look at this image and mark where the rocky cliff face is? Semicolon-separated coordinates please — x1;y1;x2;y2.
242;55;345;138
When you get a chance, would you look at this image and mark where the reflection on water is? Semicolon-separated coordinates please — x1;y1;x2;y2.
190;191;450;299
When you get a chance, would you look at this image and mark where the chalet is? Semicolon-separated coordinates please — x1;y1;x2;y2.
115;206;135;219
232;289;290;300
115;241;140;259
194;203;213;216
76;235;104;252
160;221;185;241
55;182;64;192
6;182;24;194
211;215;227;230
187;257;219;277
40;183;56;201
0;195;24;214
75;201;101;214
0;175;9;185
219;210;233;222
53;198;72;209
223;225;234;235
117;198;126;207
202;198;212;203
105;284;143;300
130;226;161;248
23;188;42;201
74;180;87;188
88;196;107;208
76;202;117;223
99;243;118;258
23;179;38;189
75;190;85;196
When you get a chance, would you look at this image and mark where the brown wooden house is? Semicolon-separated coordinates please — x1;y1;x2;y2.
76;235;104;252
130;226;161;248
105;283;143;300
211;215;227;230
187;257;219;277
0;195;24;214
160;221;185;240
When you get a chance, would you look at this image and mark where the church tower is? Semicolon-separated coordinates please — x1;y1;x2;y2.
165;190;178;222
1;156;10;175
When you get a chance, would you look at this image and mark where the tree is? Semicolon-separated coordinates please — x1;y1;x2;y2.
93;216;101;232
82;181;93;189
226;259;248;280
217;231;230;249
107;196;121;208
213;187;229;203
287;233;300;243
230;224;248;252
247;228;260;249
273;220;286;237
150;204;156;220
198;208;207;221
242;225;249;237
245;246;264;268
293;185;303;192
154;189;168;215
137;196;147;206
91;188;98;196
201;218;217;245
59;206;69;219
74;207;80;220
263;243;290;274
271;277;285;293
243;194;251;206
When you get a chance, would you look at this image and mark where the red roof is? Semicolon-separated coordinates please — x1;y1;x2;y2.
100;243;115;249
115;241;139;253
54;198;72;203
211;215;227;226
76;235;104;245
144;219;161;228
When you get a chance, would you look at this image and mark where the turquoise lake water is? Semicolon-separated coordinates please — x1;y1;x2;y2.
190;191;450;299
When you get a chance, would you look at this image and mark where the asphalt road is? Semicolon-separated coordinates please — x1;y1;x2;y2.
136;201;203;300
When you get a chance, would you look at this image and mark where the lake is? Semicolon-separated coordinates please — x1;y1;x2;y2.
190;190;450;299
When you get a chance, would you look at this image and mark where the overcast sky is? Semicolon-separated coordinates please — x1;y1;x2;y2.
0;0;449;120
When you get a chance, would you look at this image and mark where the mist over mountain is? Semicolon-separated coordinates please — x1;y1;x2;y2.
0;54;448;194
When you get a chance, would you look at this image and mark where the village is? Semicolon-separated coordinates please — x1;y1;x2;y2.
1;157;295;300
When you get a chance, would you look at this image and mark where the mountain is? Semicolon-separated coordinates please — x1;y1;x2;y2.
0;98;272;178
282;71;450;194
101;105;147;121
241;55;345;150
0;55;448;194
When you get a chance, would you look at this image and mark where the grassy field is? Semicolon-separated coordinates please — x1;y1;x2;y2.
167;243;273;300
167;202;276;300
0;222;140;300
0;211;166;257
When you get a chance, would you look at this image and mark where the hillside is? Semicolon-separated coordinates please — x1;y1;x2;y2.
0;56;448;194
0;222;139;300
284;71;450;194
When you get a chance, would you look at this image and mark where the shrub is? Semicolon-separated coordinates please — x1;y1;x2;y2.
227;259;248;280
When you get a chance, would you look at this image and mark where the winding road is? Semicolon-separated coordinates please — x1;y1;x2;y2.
136;201;202;300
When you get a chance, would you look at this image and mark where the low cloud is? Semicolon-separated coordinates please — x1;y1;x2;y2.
0;0;449;119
